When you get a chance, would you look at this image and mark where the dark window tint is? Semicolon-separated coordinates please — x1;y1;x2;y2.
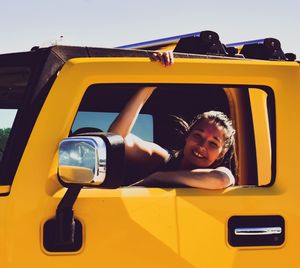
0;67;31;164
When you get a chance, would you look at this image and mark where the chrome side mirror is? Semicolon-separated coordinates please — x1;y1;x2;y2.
47;133;123;252
58;133;124;188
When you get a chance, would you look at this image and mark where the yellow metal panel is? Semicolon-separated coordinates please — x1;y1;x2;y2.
175;186;291;268
249;88;272;185
0;57;299;267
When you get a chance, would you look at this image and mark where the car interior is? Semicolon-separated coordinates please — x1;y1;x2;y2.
71;83;274;187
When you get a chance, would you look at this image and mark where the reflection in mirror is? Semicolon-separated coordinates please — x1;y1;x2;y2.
59;137;107;185
59;166;94;183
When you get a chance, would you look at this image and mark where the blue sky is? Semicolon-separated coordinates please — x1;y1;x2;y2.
0;0;299;128
1;0;299;55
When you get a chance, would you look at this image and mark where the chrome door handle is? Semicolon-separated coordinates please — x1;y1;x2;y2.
234;227;282;236
228;216;285;247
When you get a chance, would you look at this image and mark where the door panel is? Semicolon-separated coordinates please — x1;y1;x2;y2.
50;188;192;267
176;187;287;267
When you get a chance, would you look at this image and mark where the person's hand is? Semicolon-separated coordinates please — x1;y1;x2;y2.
152;51;174;67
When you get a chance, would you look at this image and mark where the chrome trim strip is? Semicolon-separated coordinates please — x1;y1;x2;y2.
234;227;282;236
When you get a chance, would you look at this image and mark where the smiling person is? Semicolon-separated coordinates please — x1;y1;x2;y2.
108;52;236;189
139;111;236;189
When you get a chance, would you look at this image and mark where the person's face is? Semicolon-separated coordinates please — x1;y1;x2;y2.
181;119;227;169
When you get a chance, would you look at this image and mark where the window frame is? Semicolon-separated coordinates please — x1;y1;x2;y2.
72;83;276;187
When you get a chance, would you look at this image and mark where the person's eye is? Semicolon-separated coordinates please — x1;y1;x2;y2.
193;133;203;141
209;141;219;149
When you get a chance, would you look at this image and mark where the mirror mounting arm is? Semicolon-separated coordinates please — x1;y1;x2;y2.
55;185;82;246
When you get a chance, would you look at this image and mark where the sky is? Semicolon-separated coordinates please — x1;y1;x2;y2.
0;0;299;128
1;0;299;56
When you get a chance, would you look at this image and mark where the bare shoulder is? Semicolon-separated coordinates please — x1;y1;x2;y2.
124;133;170;162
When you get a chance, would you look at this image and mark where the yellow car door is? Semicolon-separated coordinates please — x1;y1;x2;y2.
5;56;300;267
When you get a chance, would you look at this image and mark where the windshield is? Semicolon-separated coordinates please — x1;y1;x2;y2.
0;67;31;163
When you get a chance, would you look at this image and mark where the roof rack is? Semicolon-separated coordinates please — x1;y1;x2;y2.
227;38;296;61
119;31;296;61
119;30;230;57
173;31;227;56
117;31;202;50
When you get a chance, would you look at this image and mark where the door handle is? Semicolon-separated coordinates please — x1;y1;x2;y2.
228;215;285;247
234;227;282;236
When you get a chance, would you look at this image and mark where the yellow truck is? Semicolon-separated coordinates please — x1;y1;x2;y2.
0;31;299;267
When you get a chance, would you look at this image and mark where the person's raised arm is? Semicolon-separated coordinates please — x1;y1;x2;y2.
108;52;173;173
108;86;169;169
108;51;174;137
108;86;156;138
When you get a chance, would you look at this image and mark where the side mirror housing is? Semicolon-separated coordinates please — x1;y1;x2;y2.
45;133;124;252
58;133;124;188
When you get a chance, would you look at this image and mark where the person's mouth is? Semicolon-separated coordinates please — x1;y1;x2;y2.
192;150;205;159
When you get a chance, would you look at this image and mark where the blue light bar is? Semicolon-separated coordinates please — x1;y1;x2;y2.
226;39;265;47
117;31;202;49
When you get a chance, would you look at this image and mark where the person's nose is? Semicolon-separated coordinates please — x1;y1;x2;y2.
197;143;207;154
199;145;206;153
196;138;205;147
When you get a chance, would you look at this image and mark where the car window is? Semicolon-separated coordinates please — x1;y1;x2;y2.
0;109;17;162
72;111;153;142
72;84;275;187
0;66;31;165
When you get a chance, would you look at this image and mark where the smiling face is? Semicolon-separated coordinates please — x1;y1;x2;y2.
180;119;228;169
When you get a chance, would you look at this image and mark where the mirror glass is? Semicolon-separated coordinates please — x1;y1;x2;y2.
58;136;107;185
